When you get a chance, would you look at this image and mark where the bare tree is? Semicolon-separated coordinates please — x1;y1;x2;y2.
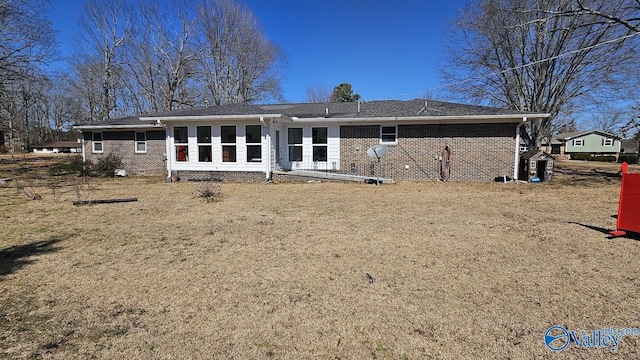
586;107;629;134
75;0;132;121
124;0;200;113
305;84;331;103
0;0;56;85
441;0;639;149
553;0;640;33
196;0;286;105
49;73;83;140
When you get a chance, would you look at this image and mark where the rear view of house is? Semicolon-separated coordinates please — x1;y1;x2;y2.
74;99;549;182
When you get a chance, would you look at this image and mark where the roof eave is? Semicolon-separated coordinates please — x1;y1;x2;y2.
290;113;549;124
139;114;284;122
73;124;165;131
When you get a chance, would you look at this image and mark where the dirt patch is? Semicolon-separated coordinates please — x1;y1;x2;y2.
1;168;638;358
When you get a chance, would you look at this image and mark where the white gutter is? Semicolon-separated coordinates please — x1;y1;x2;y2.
165;129;172;181
513;117;527;180
80;132;86;163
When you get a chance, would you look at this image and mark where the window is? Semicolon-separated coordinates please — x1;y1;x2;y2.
551;144;561;154
312;127;328;162
288;128;303;162
573;139;584;147
92;132;103;153
380;125;397;144
197;126;212;162
221;125;236;162
246;125;262;162
174;126;188;162
603;138;614;146
135;132;146;153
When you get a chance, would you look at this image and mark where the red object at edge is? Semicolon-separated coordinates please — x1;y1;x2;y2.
610;162;640;237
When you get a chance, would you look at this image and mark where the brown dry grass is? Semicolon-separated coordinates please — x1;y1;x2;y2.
1;157;640;359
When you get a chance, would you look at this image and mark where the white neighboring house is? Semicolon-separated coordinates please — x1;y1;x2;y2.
32;141;82;154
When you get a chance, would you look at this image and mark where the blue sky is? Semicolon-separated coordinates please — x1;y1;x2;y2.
49;0;468;103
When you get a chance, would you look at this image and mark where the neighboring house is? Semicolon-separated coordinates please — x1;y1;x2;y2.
74;99;549;181
32;141;82;154
542;130;621;160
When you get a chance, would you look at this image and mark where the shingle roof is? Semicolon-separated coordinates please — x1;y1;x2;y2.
75;99;547;127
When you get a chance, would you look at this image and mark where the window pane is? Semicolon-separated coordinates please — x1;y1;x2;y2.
93;133;102;141
176;145;188;161
174;127;188;143
246;125;261;143
247;145;262;162
221;126;236;143
313;146;327;162
136;142;146;152
381;126;397;143
199;145;212;162
197;126;211;143
312;127;327;144
135;132;146;141
94;142;103;152
222;145;236;162
289;146;302;162
382;134;396;142
288;128;302;144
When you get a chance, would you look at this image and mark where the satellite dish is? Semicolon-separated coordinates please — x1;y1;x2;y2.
367;144;388;159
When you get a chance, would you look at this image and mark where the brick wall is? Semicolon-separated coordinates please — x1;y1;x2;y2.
173;170;266;182
84;130;166;176
340;123;517;181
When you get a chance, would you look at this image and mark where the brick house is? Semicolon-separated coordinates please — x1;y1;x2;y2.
74;116;167;176
74;99;549;181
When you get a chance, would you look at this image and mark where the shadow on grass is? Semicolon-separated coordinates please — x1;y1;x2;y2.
0;237;63;279
568;222;640;241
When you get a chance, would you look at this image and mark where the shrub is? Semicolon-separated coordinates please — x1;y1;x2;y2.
193;180;222;203
571;153;592;161
618;154;638;164
48;156;90;176
93;153;123;177
592;155;617;163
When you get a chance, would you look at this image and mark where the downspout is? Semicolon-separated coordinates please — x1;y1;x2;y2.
260;116;271;180
80;131;86;163
514;117;526;180
165;125;172;181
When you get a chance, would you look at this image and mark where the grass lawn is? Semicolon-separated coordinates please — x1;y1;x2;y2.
1;155;639;358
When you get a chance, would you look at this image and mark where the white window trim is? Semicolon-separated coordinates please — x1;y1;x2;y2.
380;125;398;145
174;126;189;162
197;126;212;162
287;127;303;162
603;138;614;147
221;125;237;163
92;132;103;153
573;139;584;147
312;127;328;162
245;125;262;163
135;131;147;153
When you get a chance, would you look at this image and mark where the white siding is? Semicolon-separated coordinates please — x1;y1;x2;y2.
168;122;268;173
283;124;340;171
